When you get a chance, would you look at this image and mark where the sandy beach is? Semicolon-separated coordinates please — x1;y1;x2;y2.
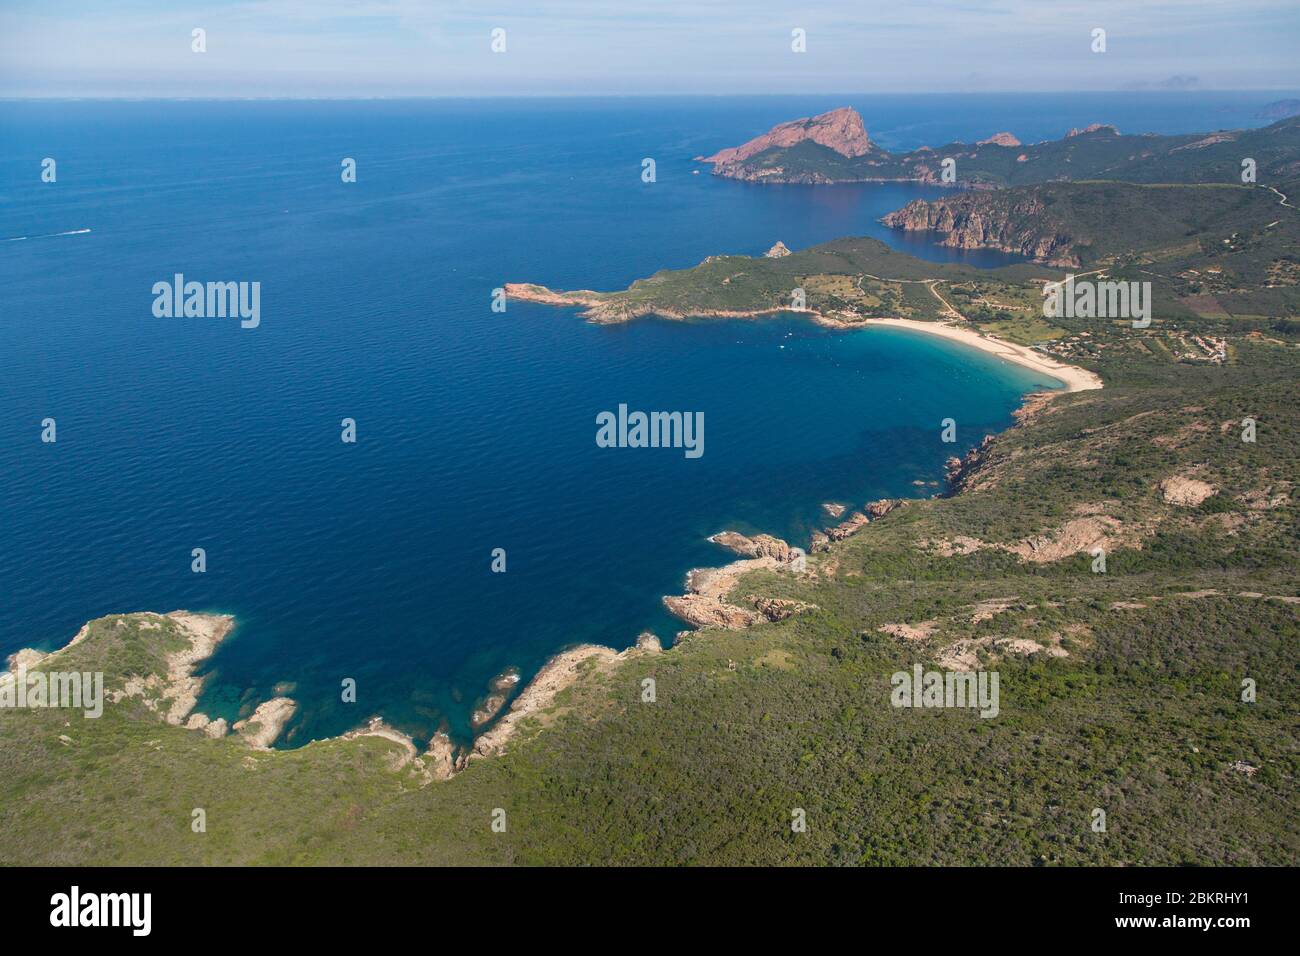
856;318;1104;392
505;284;1103;393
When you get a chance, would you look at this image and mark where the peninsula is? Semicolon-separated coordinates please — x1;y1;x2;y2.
696;107;1300;188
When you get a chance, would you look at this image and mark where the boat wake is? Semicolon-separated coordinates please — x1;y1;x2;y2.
2;227;92;242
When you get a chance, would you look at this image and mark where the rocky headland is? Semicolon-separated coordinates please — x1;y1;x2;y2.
881;192;1079;266
692;107;1043;185
695;106;875;176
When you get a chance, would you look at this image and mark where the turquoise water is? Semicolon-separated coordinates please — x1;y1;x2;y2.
1;94;1282;744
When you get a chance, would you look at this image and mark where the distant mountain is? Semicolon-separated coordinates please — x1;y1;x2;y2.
695;107;1300;188
1258;99;1300;120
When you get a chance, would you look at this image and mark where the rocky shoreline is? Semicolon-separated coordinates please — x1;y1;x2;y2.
8;334;1099;784
14;377;1083;785
469;635;661;763
5;607;665;786
503;282;813;326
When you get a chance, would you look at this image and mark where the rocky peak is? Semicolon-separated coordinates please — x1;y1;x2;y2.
1066;123;1120;138
698;107;873;165
764;241;791;258
978;131;1022;147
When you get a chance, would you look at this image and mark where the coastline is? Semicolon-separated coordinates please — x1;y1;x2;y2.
8;293;1101;778
4;609;664;783
8;328;1072;780
505;283;1104;394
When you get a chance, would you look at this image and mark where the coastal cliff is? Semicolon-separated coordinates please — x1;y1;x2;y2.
882;193;1080;266
878;179;1286;269
695;106;879;182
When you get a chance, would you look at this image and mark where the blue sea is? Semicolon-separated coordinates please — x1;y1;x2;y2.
1;92;1287;744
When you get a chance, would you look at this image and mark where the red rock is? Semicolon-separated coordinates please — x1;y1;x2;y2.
978;131;1022;147
1066;123;1120;138
698;107;874;166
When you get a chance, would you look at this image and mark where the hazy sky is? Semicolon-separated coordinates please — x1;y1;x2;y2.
2;0;1298;98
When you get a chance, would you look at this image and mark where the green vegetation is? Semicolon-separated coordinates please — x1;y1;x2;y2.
547;234;1062;326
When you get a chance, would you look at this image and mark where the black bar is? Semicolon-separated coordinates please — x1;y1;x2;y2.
1;866;1279;940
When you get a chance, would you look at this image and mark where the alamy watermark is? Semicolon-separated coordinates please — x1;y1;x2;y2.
596;404;704;459
891;664;999;718
0;668;104;718
50;886;150;936
152;274;261;328
1043;275;1151;328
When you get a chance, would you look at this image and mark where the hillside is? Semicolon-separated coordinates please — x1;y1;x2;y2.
881;180;1298;268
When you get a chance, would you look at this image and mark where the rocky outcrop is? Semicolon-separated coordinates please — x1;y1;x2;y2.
881;194;1079;266
664;531;814;630
470;668;521;728
67;612;238;733
752;598;815;622
234;697;296;750
184;713;229;738
765;241;792;258
945;436;996;494
805;499;907;552
1067;123;1119;138
978;131;1021;147
663;593;764;629
154;612;236;726
697;107;874;169
866;498;905;519
426;731;458;780
5;646;50;674
1005;516;1128;563
502;283;637;324
878;620;940;643
708;531;794;561
1160;473;1217;506
470;645;619;760
825;511;870;541
334;716;425;773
